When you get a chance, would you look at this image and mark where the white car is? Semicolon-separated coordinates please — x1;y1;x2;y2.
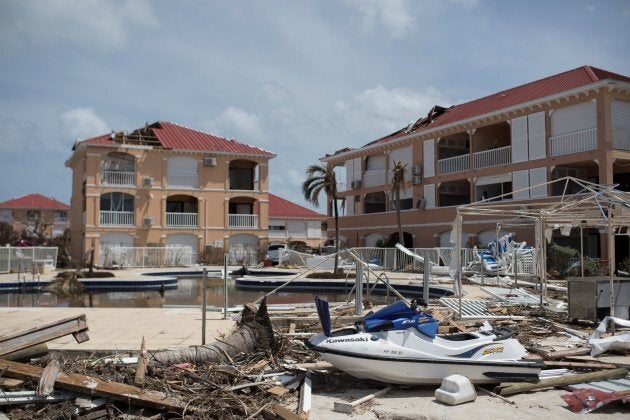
266;244;289;264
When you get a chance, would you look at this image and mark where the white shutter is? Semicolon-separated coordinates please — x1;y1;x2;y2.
529;167;548;198
423;184;435;209
287;221;303;236
511;116;528;163
346;195;354;216
528;112;546;160
167;156;198;175
423;139;435;178
550;101;596;136
366;154;386;170
612;100;630;129
307;221;322;238
345;158;361;184
389;146;412;183
512;170;530;200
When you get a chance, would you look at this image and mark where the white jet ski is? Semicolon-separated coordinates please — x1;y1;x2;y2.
306;298;543;384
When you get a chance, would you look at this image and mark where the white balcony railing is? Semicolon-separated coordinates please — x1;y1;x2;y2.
229;214;258;229
101;170;135;186
438;154;470;175
613;127;630;150
550;128;597;157
363;170;387;187
166;212;198;227
100;211;135;226
167;174;199;189
473;145;511;169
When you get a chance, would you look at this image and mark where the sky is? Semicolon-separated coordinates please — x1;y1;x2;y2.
1;0;629;212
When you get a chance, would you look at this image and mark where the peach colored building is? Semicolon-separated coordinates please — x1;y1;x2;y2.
0;193;70;242
268;193;327;249
321;66;630;260
65;121;278;264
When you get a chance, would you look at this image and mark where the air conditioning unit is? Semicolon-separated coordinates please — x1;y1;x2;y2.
351;180;362;189
143;217;154;227
412;164;423;185
204;157;217;166
143;177;154;187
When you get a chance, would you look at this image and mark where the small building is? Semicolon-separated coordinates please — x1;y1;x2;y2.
268;193;327;250
0;193;70;242
65;121;277;264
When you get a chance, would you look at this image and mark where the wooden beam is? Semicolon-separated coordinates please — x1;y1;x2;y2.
0;359;183;412
333;386;391;414
0;314;90;356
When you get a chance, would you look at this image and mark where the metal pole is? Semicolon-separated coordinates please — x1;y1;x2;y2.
223;254;228;320
580;225;584;278
423;250;430;305
355;260;363;315
495;223;500;286
513;248;518;288
202;268;207;345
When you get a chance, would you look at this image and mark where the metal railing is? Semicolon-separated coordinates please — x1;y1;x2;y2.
166;212;198;227
550;128;597;156
613;127;630;150
438;154;470;175
0;247;59;273
100;211;135;226
167;174;199;189
99;246;198;268
101;170;135;186
229;214;258;229
473;145;511;169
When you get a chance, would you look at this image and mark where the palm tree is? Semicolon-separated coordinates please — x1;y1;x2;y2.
302;164;340;273
391;160;407;247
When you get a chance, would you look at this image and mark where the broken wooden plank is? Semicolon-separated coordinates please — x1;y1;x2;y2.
0;314;89;356
37;359;62;397
333;386;391;414
0;377;23;388
545;347;591;360
0;358;183;412
543;360;619;370
272;403;300;420
497;367;628;396
297;373;311;418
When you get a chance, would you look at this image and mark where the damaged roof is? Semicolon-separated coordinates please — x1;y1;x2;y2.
364;65;630;148
73;121;276;157
0;193;69;210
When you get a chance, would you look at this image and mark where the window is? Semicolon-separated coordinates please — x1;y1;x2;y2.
27;210;40;221
100;192;134;212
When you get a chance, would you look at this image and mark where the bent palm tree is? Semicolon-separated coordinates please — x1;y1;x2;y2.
392;160;407;247
302;164;340;273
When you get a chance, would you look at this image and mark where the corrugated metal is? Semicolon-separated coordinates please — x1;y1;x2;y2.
439;298;527;320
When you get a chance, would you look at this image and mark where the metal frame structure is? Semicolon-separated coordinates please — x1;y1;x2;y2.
451;176;630;319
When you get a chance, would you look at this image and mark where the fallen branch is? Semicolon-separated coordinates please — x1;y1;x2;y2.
497;367;628;396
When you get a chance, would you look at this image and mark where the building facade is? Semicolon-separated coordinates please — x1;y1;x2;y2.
321;66;630;259
267;193;327;249
0;193;70;243
65;121;277;263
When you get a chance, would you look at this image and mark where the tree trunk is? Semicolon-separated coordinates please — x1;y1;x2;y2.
151;299;275;365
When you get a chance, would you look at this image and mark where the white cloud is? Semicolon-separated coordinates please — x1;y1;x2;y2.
333;85;450;136
0;0;157;51
60;108;110;142
205;107;264;144
351;0;415;38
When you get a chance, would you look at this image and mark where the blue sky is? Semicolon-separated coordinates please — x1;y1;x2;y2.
1;0;629;212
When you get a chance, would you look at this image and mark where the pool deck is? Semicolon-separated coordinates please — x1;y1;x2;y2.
0;266;466;353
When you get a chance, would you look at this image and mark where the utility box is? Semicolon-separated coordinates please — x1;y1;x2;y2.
568;277;630;322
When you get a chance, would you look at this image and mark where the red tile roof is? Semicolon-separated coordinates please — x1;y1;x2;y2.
269;194;327;219
0;193;69;210
76;121;275;157
367;65;630;147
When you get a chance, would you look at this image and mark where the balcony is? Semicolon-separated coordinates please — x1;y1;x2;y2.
167;174;199;189
550;128;597;157
613;127;630;151
166;212;198;227
438;154;470;175
473;145;511;169
101;170;135;186
229;214;258;229
100;211;135;226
